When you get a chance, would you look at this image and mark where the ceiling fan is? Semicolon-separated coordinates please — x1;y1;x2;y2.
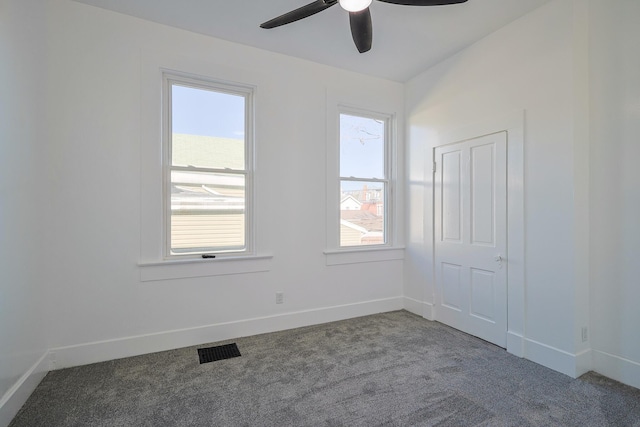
260;0;468;54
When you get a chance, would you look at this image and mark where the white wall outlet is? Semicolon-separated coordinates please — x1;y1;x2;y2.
581;326;588;342
276;291;284;304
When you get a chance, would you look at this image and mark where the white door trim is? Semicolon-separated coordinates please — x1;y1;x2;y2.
434;132;508;347
431;110;525;358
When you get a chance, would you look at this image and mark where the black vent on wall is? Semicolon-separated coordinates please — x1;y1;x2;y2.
198;343;241;364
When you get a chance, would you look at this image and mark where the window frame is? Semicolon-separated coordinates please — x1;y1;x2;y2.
338;107;393;249
161;71;255;260
323;99;403;266
140;53;271;281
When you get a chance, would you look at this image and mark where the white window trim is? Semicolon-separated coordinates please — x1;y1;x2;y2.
325;98;404;265
323;247;405;266
139;254;273;282
139;52;270;281
162;72;255;259
338;107;393;248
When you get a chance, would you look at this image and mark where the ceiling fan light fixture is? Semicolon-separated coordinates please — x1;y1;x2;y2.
338;0;372;12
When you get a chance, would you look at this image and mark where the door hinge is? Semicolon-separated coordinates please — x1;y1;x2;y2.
432;162;437;173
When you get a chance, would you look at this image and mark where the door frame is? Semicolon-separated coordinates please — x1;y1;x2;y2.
434;132;508;348
428;111;525;358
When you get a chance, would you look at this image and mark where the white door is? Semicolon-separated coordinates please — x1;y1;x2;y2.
434;132;507;347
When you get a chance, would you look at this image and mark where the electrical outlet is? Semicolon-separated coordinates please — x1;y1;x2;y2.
276;291;284;304
581;327;588;342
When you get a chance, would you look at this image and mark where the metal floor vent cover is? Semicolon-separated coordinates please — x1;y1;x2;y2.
198;343;241;364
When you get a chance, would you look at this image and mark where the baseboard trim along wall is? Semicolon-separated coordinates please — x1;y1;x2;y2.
402;299;595;379
575;349;593;378
506;331;525;358
402;297;433;320
524;337;589;378
593;350;640;390
0;351;50;427
49;296;404;371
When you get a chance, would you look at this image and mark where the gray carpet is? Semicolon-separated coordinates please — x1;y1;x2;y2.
9;311;640;426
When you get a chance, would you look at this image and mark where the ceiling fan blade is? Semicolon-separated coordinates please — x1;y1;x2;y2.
260;0;337;29
349;8;373;53
376;0;467;5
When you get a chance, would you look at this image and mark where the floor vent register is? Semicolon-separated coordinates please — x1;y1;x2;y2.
197;343;241;364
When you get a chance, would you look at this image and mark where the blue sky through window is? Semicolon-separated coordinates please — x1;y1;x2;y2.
340;113;385;187
172;84;245;139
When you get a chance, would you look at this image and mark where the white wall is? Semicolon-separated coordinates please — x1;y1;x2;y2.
38;0;405;367
404;0;591;377
589;0;640;389
0;1;49;424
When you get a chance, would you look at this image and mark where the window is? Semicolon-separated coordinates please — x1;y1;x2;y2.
339;110;391;247
163;73;254;258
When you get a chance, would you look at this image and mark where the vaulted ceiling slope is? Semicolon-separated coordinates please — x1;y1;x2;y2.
73;0;551;82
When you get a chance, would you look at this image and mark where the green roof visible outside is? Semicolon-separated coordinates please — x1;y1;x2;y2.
172;133;244;170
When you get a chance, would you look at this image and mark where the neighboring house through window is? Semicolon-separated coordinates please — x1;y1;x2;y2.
339;110;392;247
163;73;254;258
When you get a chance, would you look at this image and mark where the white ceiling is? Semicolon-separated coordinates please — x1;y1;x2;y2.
73;0;551;82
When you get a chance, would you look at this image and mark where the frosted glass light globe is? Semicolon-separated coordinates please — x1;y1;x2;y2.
338;0;373;12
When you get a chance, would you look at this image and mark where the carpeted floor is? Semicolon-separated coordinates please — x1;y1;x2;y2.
9;311;640;426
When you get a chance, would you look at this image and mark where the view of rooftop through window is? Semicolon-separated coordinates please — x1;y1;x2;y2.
339;112;388;247
168;83;248;256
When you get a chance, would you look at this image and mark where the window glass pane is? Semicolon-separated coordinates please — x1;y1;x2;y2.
340;113;384;178
340;180;385;247
171;84;245;170
170;170;245;254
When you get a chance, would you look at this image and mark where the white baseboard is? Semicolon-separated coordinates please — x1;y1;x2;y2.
0;351;50;427
575;348;592;378
506;331;524;358
423;302;434;320
592;349;640;390
50;296;404;370
524;337;589;378
402;296;422;316
402;297;434;319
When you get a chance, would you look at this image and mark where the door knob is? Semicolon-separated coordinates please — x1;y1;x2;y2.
494;254;504;269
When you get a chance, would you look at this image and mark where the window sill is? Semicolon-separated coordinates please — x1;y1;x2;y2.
323;247;404;266
138;254;273;282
